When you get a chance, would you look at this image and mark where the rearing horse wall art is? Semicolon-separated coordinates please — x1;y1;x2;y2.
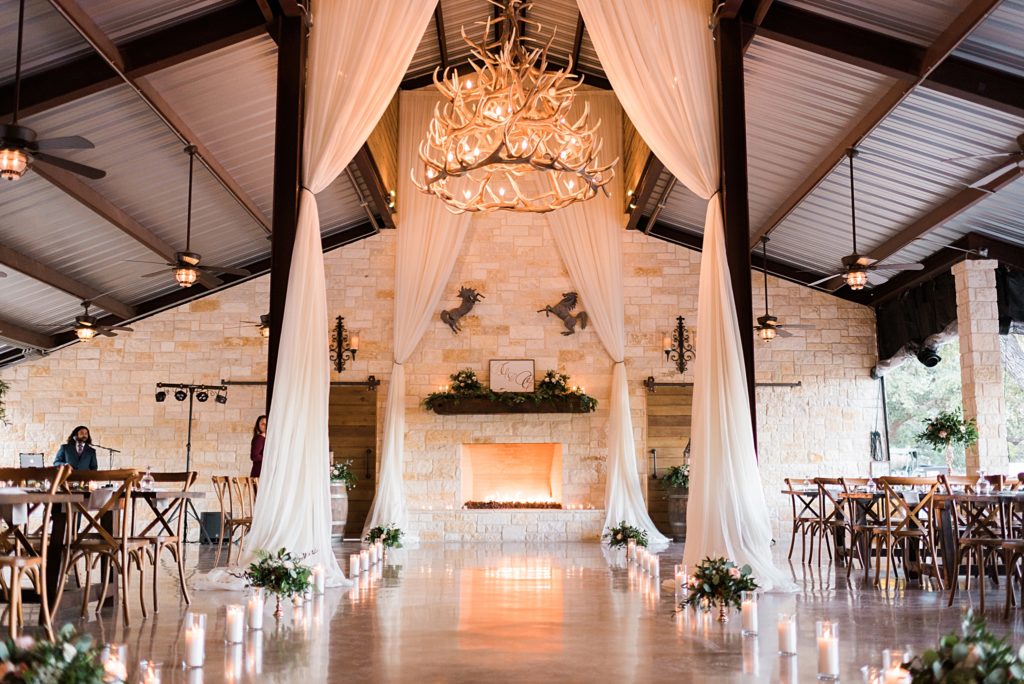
440;286;484;334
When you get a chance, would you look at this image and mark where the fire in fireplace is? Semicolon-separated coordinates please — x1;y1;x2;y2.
460;443;563;509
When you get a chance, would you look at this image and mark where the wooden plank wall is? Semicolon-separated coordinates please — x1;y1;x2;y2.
366;93;399;195
328;385;378;538
645;386;693;535
623;114;651;199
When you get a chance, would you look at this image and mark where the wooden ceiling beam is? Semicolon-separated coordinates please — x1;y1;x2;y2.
625;155;665;231
434;4;449;71
0;243;135;320
47;0;271;235
570;13;585;74
0;318;56;351
748;0;1008;250
352;145;396;229
1;0;268;119
32;164;220;289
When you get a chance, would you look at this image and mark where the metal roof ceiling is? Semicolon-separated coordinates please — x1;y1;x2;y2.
781;0;973;46
954;0;1024;78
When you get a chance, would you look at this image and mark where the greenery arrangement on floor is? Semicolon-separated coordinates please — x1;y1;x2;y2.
329;460;357;490
365;524;404;548
0;624;104;683
423;369;597;413
237;548;313;617
907;612;1024;683
681;557;758;619
604;521;649;549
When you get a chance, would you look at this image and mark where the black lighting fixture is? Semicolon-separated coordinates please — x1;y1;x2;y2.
155;390;167;402
329;315;359;372
174;388;188;401
215;392;227;404
917;345;942;367
662;315;695;374
196;390;209;402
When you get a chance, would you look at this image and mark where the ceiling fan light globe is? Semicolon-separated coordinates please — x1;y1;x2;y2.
845;269;869;290
74;325;96;341
259;324;270;338
758;326;776;342
0;148;28;180
174;267;198;287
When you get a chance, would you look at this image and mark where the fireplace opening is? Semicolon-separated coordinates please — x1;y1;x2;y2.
460;443;563;509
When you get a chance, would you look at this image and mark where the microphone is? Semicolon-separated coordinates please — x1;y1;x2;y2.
91;443;121;453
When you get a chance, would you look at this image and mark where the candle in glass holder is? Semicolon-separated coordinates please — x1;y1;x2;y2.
882;649;910;684
627;538;637;559
777;613;797;655
650;554;660;577
184;613;206;668
375;539;384;561
816;620;840;681
246;589;264;630
101;643;127;683
138;660;161;684
740;591;758;636
225;604;244;643
312;564;325;594
350;554;361;576
360;549;370;571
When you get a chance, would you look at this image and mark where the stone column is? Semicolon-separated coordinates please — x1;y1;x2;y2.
952;259;1007;475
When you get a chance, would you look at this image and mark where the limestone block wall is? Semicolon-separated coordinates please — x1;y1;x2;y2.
0;209;879;536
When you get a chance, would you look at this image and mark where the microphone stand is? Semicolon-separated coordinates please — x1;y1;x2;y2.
91;443;121;470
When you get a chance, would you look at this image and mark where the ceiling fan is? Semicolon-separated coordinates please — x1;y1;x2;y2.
135;145;250;287
943;132;1023;191
808;148;924;291
754;237;813;341
240;314;270;338
71;300;133;341
0;0;105;181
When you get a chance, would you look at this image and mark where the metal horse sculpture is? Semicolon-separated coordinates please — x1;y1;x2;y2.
440;287;484;334
538;292;588;336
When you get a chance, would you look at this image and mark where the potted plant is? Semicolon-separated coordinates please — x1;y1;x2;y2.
329;460;356;540
365;524;403;548
918;408;979;474
661;463;690;542
682;556;759;622
238;548;313;618
0;624;104;683
603;521;649;549
907;611;1024;682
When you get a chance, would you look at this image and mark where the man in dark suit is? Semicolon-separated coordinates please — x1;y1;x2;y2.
54;425;98;470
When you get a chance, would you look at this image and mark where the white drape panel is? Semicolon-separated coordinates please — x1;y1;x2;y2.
547;92;668;547
580;0;790;588
243;0;436;586
363;91;472;538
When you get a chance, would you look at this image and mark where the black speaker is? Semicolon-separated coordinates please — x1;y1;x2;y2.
200;512;223;544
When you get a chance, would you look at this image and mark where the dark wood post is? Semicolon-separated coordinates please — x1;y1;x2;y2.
716;14;758;450
266;13;307;415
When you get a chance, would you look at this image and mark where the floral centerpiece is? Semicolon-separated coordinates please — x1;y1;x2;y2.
682;556;759;621
329;460;357;490
907;611;1024;682
0;625;104;683
918;408;979;473
237;548;313;618
662;464;690;491
365;524;403;548
423;368;597;412
604;521;648;549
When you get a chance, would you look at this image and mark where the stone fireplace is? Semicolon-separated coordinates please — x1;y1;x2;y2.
460;443;563;506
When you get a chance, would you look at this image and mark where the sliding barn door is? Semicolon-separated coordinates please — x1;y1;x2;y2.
645;386;693;537
328;386;378;538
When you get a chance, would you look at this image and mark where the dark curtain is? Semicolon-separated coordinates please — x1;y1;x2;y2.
997;266;1024;333
875;271;957;362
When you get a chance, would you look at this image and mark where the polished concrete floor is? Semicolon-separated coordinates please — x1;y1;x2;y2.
44;541;1024;682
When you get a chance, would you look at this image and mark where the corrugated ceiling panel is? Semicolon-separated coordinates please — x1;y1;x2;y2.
0;269;85;333
766;87;1024;281
780;0;971;46
745;36;897;232
407;10;442;79
0;0;91;81
526;0;579;65
442;0;491;65
644;170;708;234
955;0;1024;78
78;0;236;42
141;36;277;222
577;27;601;76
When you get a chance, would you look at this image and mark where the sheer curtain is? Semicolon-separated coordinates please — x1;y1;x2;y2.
241;0;437;586
580;0;791;588
362;91;472;539
548;92;668;548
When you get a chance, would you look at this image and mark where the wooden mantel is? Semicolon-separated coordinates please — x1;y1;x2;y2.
428;395;594;415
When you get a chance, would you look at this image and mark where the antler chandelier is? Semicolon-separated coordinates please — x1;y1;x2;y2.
414;0;616;214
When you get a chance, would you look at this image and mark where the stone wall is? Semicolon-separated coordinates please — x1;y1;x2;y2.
0;210;880;536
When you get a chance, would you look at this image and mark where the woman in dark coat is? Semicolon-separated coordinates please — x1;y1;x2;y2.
250;415;267;478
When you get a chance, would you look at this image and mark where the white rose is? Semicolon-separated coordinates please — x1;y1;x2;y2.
62;643;77;662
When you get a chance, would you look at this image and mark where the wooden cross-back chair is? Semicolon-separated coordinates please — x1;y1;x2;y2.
876;476;945;589
212;476;257;567
783;478;821;563
56;469;147;626
130;471;197;613
0;465;70;639
811;477;854;566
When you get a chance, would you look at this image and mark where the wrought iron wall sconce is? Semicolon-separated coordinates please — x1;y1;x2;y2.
662;315;695;374
330;315;359;372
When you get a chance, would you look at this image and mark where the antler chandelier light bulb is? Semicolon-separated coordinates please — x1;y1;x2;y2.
414;0;616;213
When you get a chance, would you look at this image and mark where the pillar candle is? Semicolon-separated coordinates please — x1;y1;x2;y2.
627;538;637;559
246;591;264;631
375;539;384;561
651;555;660;577
884;668;910;684
816;621;839;680
350;554;361;576
225;605;244;643
777;614;797;655
360;549;370;571
312;565;325;594
740;592;758;636
184;613;206;668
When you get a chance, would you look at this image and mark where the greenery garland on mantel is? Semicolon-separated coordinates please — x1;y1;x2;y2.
423;369;597;414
